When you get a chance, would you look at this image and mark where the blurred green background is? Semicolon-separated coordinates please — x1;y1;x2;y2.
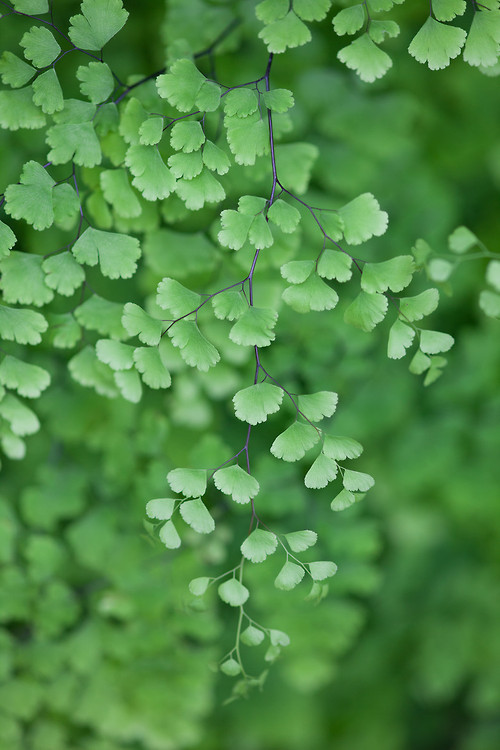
0;1;499;749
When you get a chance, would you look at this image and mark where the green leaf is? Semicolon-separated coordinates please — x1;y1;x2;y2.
464;8;500;68
0;87;46;131
280;260;315;284
12;0;49;14
168;321;220;371
408;17;466;70
212;291;247;321
196;80;221;112
122;303;162;345
333;4;365;35
179;498;215;534
256;0;288;23
156;277;200;318
274;561;305;590
168;151;203;180
114;368;142;402
368;19;400;43
133;346;171;389
100;169;141;218
220;659;241;677
424;357;447;386
47;312;81;349
0;252;53;306
0;305;47;345
240;625;265;646
331;488;356;511
338;33;392;82
427;258;454;282
344;291;388;332
223;88;258;117
159;519;181;549
285;529;318;552
240;529;278;563
72;227;141;279
156;58;206;112
479;290;500;319
145;498;176;520
323;435;363;460
398;288;439;321
175;169;225;211
387;319;416;359
218;210;254;250
225;111;268;166
486;260;500;292
77;61;114;104
125;144;176;200
53;183;80;227
318;210;344;241
262;88;294;112
361;255;415;294
31;69;63;115
42;253;85;297
309;561;337;581
139;116;164;146
0;393;40;436
248;213;273;248
47;116;101;168
189;577;210;596
0;52;35;88
275;142;318;193
409;349;432;375
213;465;260;504
0;221;16;259
317;249;353;282
96;339;134;371
298;391;338;421
259;11;311;53
282;274;339;313
233;382;283;425
269;629;290;647
294;0;332;21
202;140;230;175
432;0;466;22
270;421;320;462
267;199;301;233
0;356;50;398
68;345;117;397
304;452;338;489
218;579;249;607
229;307;278;347
20;26;60;67
343;469;375;492
339;193;388;245
75;295;127;339
170;120;205;153
68;0;128;50
448;226;478;254
419;329;454;354
4;161;54;231
167;468;207;498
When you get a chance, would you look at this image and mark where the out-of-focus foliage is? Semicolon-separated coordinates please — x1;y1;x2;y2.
0;0;499;748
